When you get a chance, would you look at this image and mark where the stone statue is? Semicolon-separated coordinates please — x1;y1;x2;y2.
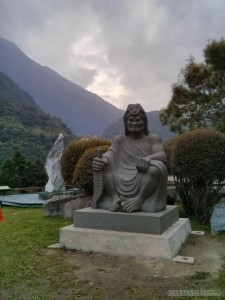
45;133;66;193
92;103;168;213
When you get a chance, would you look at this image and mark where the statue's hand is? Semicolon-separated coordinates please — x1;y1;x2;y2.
92;157;108;171
136;158;150;173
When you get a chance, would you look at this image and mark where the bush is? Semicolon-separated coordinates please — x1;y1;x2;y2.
61;137;111;185
0;151;47;188
73;145;110;196
171;129;225;223
164;137;178;175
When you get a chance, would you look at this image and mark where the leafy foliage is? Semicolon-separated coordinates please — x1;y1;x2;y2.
163;137;178;175
171;129;225;223
160;39;225;133
61;137;111;185
73;145;110;196
0;151;47;187
0;72;75;166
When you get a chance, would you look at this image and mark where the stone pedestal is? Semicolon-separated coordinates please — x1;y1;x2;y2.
73;206;179;234
59;206;191;259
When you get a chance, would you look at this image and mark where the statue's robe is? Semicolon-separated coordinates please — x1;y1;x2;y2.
96;134;168;212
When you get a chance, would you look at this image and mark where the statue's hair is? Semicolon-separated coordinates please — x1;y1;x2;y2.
123;103;149;136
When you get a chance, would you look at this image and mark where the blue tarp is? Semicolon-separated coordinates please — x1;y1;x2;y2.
0;194;44;207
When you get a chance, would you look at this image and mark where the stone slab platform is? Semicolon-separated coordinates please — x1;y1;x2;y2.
73;206;179;235
60;218;191;259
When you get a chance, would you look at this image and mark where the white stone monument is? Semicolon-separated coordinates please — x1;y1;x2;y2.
45;133;66;193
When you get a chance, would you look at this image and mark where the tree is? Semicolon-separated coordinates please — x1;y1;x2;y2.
160;39;225;133
0;151;28;187
0;151;47;188
171;129;225;224
28;159;47;187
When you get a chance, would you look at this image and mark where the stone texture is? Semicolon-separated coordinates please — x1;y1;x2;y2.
191;231;205;236
172;255;195;264
64;197;92;218
74;205;179;234
60;218;191;259
45;133;66;193
43;195;92;217
48;243;62;249
92;104;168;213
43;195;76;216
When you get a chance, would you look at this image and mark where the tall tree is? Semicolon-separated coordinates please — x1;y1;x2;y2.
0;151;47;188
160;39;225;133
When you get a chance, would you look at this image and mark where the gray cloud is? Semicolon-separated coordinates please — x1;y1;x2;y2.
70;68;98;87
0;0;225;111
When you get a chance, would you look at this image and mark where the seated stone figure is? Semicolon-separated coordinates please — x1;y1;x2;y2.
92;103;168;213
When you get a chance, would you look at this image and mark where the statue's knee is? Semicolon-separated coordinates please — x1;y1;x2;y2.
104;169;112;181
103;169;114;187
149;166;160;180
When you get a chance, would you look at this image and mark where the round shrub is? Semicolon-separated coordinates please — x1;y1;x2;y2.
73;145;110;196
164;137;178;175
171;129;225;223
61;137;111;185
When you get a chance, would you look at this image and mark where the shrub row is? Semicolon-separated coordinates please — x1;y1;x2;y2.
164;129;225;224
60;137;111;194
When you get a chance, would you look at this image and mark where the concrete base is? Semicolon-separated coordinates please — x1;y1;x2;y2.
74;206;179;234
60;218;191;259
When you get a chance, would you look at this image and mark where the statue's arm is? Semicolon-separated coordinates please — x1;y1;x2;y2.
102;135;122;161
92;135;122;171
136;134;167;173
147;134;167;164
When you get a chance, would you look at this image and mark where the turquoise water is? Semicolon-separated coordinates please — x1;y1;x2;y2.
0;194;44;207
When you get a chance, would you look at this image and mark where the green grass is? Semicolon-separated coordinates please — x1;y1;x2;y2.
176;201;211;232
186;271;211;280
0;207;102;300
1;204;225;299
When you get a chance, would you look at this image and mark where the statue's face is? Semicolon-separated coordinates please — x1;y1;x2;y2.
126;115;144;134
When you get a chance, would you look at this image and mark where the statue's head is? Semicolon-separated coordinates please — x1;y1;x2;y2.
123;103;149;136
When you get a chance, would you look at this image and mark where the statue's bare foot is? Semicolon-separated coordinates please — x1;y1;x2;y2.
120;196;142;213
110;196;121;212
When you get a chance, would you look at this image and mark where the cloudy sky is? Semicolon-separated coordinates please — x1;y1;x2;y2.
0;0;225;111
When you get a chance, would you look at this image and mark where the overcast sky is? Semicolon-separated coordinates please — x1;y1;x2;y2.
0;0;225;112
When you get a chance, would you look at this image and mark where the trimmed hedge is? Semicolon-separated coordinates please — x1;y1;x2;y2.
164;137;178;175
61;137;111;185
73;145;110;196
171;129;225;223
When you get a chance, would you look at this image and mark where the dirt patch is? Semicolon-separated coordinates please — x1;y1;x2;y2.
46;233;225;299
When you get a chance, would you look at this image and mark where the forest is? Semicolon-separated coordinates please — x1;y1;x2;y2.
0;72;75;165
0;72;75;187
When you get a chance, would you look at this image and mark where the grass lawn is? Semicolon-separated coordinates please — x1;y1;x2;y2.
0;207;101;300
0;205;225;299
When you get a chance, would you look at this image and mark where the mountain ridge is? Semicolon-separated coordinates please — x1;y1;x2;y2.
0;37;175;141
0;37;124;136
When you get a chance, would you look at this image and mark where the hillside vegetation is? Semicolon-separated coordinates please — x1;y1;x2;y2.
0;72;76;166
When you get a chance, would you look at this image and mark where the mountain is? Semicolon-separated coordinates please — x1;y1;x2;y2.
0;71;75;165
0;37;176;141
0;37;124;136
102;110;177;142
